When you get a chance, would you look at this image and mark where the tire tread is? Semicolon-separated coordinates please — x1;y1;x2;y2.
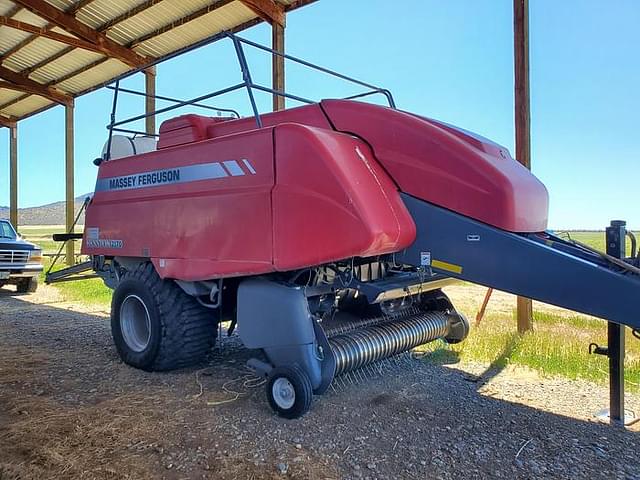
119;262;217;371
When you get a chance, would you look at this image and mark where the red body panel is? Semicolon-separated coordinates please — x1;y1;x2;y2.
321;100;549;233
83;107;414;280
84;129;276;280
273;124;415;270
208;104;331;139
83;100;549;280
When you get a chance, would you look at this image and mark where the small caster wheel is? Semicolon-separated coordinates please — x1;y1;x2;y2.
266;365;313;419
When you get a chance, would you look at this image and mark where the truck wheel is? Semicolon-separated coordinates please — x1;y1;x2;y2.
266;365;313;419
16;278;38;293
111;262;217;371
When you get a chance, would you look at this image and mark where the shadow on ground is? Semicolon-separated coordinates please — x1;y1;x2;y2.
1;290;638;480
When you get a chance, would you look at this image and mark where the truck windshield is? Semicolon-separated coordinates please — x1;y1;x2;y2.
0;221;17;240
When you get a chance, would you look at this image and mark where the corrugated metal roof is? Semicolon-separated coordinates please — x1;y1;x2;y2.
0;0;315;124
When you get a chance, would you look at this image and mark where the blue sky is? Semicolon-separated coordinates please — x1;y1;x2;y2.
1;0;638;229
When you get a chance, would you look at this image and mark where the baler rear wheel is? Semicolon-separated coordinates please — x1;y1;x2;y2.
266;365;313;419
111;262;217;371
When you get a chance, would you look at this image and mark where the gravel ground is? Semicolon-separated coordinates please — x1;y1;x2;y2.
1;284;639;480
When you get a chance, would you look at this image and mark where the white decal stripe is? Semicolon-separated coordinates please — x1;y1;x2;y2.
95;162;229;192
242;158;257;174
223;160;245;177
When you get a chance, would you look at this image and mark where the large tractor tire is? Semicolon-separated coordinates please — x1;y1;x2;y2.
111;262;217;371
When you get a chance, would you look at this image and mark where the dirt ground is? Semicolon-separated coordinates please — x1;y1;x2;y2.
1;284;639;480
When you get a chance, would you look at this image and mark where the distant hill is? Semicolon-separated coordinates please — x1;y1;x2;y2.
0;193;92;225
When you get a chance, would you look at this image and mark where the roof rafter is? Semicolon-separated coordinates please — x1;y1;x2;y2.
240;0;285;26
0;1;319;118
0;16;114;54
12;0;148;68
131;0;235;47
0;114;18;128
9;0;168;78
99;0;165;31
0;0;98;62
0;65;72;105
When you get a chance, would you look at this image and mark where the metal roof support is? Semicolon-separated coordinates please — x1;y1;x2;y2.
0;16;117;55
0;65;72;106
145;67;156;135
12;0;148;68
272;19;285;111
65;103;74;265
241;0;286;27
514;0;533;333
9;122;18;227
0;115;17;128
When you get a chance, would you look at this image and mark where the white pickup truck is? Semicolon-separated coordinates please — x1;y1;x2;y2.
0;219;43;293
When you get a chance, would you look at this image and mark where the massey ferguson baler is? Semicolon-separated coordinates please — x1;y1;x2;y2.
52;34;640;418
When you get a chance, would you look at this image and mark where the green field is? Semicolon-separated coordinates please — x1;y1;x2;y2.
551;229;638;255
18;225;112;306
17;226;640;390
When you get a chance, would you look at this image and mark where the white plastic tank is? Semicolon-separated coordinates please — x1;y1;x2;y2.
101;135;157;160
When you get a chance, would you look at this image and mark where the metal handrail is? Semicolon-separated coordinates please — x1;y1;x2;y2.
104;32;396;160
110;83;246;128
106;85;241;118
230;33;396;108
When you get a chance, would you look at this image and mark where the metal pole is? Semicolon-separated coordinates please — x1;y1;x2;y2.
145;66;156;135
232;36;262;128
514;0;533;333
105;80;119;162
65;103;75;266
606;220;626;425
272;20;285;111
9;123;18;227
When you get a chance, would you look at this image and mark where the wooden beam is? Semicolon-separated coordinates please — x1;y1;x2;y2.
99;0;164;31
1;0;165;91
145;66;156;135
283;0;318;11
0;81;28;93
65;103;74;265
0;65;72;105
9;123;18;227
1;0;114;64
514;0;533;333
0;14;265;116
0;93;29;112
0;115;18;128
272;21;285;111
0;16;110;54
12;0;148;68
240;0;285;26
131;0;235;47
475;288;494;327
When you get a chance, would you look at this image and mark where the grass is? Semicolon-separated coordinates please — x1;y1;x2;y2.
417;309;640;391
48;270;113;307
20;225;640;389
552;230;639;255
17;225;112;308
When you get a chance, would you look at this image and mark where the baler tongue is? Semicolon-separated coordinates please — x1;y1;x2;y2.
398;194;640;330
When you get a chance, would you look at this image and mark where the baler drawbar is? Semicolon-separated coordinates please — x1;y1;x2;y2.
47;33;639;418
